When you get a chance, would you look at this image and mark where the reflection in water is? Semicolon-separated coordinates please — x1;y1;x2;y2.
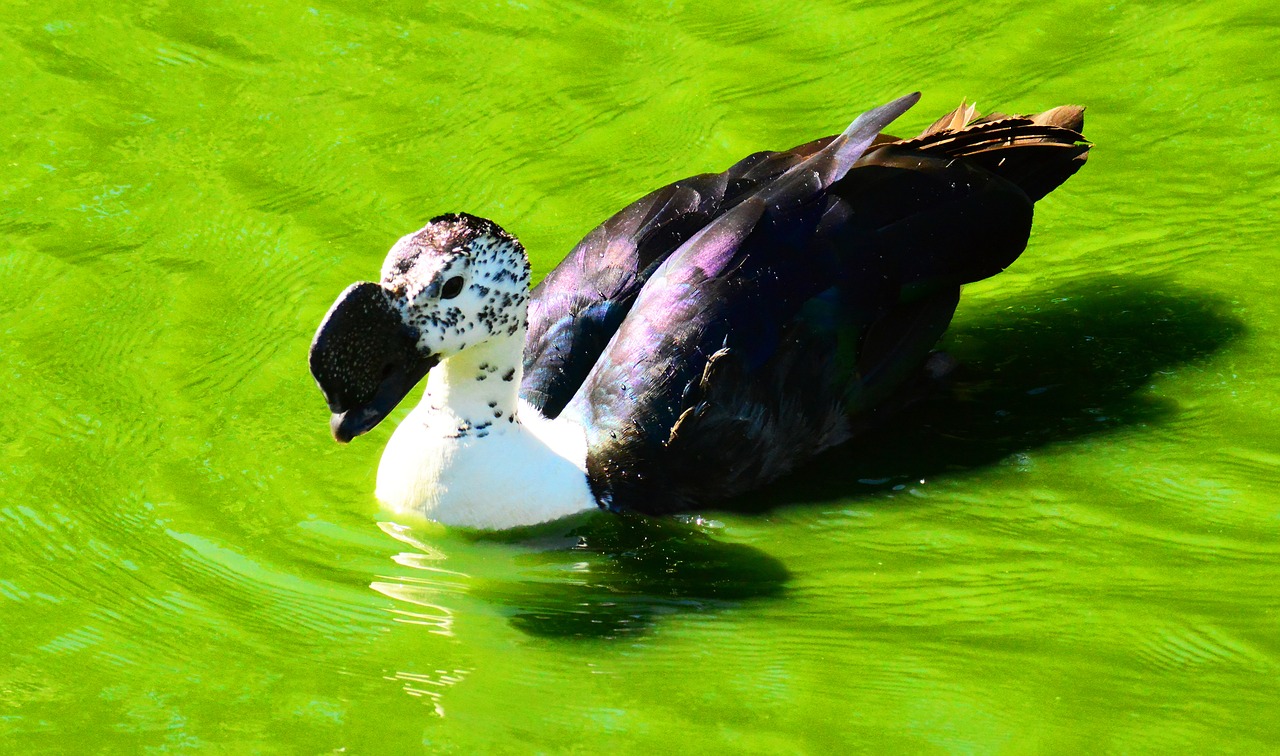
373;514;789;641
743;277;1245;506
483;514;789;639
388;668;471;717
370;521;466;637
371;523;474;716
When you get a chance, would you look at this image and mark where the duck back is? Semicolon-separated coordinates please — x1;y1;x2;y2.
530;101;1089;514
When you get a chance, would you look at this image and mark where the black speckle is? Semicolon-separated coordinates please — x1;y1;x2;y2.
487;401;497;408
494;410;502;418
502;368;515;381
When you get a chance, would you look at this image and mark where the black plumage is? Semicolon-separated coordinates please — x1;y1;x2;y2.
522;96;1089;513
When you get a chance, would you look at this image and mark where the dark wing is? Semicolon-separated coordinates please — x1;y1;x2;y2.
565;99;1089;514
520;121;898;418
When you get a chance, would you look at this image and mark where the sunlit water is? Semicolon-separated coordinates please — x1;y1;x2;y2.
3;0;1278;751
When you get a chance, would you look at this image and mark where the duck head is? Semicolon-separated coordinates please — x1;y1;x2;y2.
309;213;531;442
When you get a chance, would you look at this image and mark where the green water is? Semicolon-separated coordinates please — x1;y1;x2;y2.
3;0;1278;751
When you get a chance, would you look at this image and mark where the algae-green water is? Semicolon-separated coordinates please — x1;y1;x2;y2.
3;0;1278;751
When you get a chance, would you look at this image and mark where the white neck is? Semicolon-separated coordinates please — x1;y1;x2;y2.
374;331;597;529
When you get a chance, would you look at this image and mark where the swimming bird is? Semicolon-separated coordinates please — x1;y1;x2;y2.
309;93;1089;529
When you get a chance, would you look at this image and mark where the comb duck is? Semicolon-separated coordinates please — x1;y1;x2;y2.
309;93;1089;529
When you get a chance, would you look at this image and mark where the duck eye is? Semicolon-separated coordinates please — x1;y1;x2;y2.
440;276;465;299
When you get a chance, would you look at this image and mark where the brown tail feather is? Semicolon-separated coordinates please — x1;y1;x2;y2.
1032;104;1086;132
921;98;979;136
917;101;1086;135
894;101;1090;202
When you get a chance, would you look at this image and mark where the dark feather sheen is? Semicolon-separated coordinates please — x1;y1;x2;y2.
519;99;1089;514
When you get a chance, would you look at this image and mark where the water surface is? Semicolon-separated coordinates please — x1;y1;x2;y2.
3;0;1279;751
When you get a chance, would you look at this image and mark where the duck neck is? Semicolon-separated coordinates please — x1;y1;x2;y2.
422;331;525;433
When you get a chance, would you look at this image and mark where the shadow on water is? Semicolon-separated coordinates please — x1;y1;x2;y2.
466;513;789;639
743;275;1245;506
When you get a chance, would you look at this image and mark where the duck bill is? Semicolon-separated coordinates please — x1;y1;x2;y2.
309;280;437;444
329;353;439;443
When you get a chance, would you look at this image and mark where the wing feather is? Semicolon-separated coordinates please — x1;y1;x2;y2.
568;97;1089;513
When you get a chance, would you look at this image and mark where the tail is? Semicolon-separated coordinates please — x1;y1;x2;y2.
830;98;1091;296
900;100;1090;202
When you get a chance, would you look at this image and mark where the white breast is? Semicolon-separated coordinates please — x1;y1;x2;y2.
375;400;597;529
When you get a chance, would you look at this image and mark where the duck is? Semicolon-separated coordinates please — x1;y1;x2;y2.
309;92;1089;529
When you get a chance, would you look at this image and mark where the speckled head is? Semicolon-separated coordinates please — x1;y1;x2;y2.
309;213;531;442
380;212;532;357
